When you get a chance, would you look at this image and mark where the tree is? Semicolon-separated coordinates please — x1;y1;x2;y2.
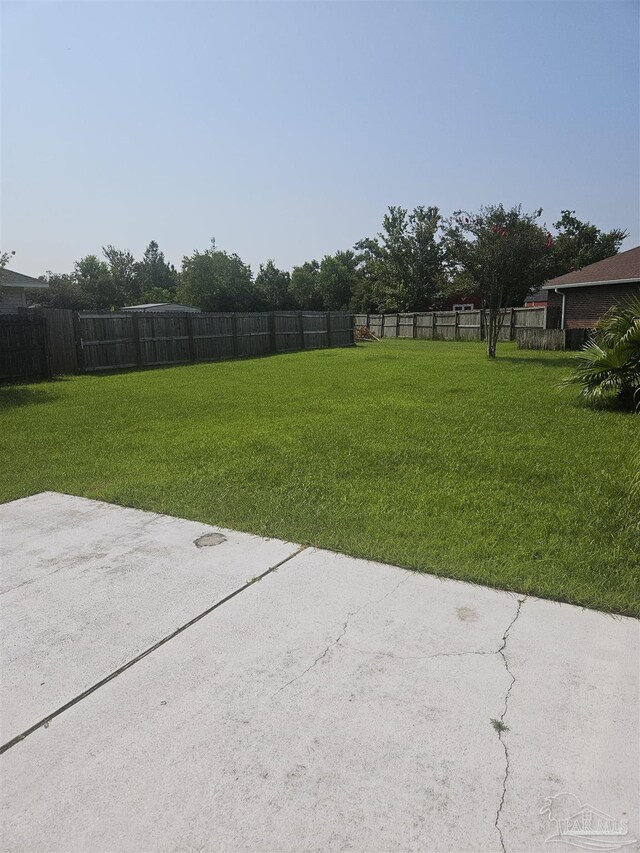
136;241;178;302
355;206;444;312
549;211;627;279
289;260;323;310
0;249;15;301
74;255;115;310
316;250;361;310
178;244;255;311
444;205;552;358
254;260;292;310
102;246;139;306
26;272;97;310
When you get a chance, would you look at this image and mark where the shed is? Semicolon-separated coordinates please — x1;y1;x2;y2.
542;247;640;328
0;268;49;313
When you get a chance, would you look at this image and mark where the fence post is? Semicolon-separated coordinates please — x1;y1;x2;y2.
269;312;277;353
395;314;400;337
510;308;516;341
432;312;437;339
72;312;85;373
231;314;239;359
412;313;417;338
454;310;460;341
132;313;143;368
326;311;332;347
186;313;196;363
298;311;305;350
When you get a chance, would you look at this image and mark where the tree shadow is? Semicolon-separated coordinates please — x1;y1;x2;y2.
498;354;576;369
0;384;63;410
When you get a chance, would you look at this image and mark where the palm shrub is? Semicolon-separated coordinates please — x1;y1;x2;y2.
562;298;640;411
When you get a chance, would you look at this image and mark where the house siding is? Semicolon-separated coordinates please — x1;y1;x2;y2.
544;282;639;328
0;287;26;314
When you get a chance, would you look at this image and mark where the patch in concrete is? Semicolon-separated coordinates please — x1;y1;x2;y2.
194;532;227;548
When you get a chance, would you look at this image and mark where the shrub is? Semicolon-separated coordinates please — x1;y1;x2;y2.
562;298;640;411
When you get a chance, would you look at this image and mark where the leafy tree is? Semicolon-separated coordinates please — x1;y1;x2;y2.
289;260;323;310
74;255;115;310
316;250;361;310
26;272;96;310
562;298;640;411
444;204;552;357
255;260;292;310
0;249;15;300
549;211;627;278
103;245;139;306
136;241;178;302
178;244;255;311
356;206;444;312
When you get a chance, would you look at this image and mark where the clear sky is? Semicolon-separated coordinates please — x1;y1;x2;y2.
2;1;638;278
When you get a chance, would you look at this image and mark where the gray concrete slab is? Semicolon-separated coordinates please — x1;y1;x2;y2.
0;492;298;743
1;495;637;853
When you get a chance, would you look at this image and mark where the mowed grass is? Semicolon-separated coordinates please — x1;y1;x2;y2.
1;340;638;615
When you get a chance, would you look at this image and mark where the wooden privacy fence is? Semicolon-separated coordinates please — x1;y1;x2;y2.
515;328;590;351
0;314;50;381
354;306;560;342
0;310;354;378
76;311;353;372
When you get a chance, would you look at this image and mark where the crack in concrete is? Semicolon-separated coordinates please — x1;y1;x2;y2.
272;574;410;698
494;596;526;853
340;646;500;661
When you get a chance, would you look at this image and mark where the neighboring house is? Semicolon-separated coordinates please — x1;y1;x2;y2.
542;246;640;328
524;288;547;308
120;303;200;313
0;268;49;313
438;294;481;311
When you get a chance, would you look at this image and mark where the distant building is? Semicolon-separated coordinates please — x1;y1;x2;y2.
542;246;640;328
0;269;49;313
524;288;547;308
438;294;481;311
120;303;200;313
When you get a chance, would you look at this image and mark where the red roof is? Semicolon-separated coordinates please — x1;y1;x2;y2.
542;246;640;288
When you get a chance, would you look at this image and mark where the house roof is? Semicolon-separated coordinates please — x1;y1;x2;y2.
542;246;640;289
525;288;547;303
0;268;49;289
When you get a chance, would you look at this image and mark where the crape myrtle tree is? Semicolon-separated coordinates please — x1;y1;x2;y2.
444;205;552;358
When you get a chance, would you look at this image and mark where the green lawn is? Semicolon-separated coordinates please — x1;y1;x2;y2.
1;340;638;616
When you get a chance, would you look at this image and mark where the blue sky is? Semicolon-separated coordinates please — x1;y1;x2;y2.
2;1;638;277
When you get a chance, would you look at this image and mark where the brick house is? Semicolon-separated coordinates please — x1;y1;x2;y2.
541;246;640;328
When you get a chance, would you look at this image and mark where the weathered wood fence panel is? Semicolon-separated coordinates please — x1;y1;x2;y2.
37;308;78;374
0;314;50;381
358;306;560;343
328;312;354;347
73;310;353;373
515;328;589;351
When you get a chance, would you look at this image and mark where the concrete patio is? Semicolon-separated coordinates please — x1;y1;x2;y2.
1;492;638;852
